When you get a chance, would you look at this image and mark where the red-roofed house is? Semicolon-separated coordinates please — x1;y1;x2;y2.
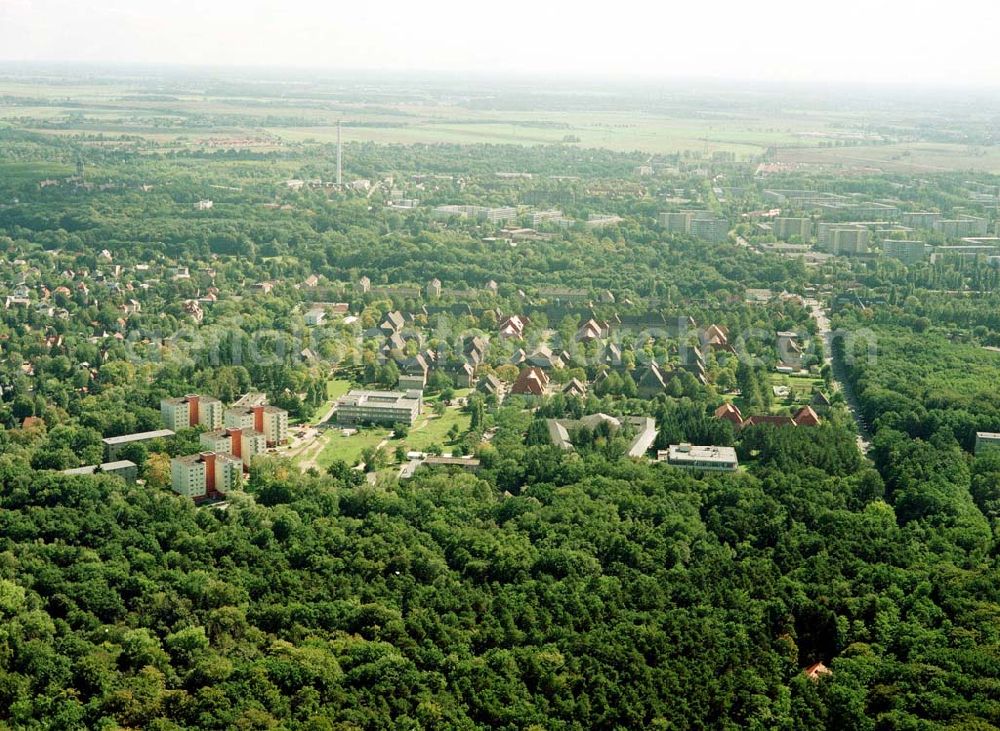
714;402;744;427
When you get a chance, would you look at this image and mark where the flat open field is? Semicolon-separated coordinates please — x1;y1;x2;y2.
774;142;1000;174
4;74;999;168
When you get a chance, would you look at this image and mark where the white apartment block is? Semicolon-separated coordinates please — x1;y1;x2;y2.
224;405;289;446
161;394;224;431
170;451;242;500
199;427;267;468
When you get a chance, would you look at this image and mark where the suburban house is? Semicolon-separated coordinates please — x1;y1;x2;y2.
576;318;611;342
526;345;564;370
717;404;822;430
380;310;406;334
714;402;745;428
636;363;668;398
776;331;803;369
703;324;734;353
499;315;527;340
477;373;504;401
511;366;550;397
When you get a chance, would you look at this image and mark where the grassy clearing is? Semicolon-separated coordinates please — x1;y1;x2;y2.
401;407;472;453
314;427;390;470
0;162;75;181
307;378;353;423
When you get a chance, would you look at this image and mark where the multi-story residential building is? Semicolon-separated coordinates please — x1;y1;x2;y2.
161;394;224;431
658;211;692;233
814;201;898;221
935;215;988;238
170;451;243;500
817;223;870;255
335;389;423;426
532;210;570;227
199;427;267;468
773;217;813;240
901;211;942;229
689;216;729;243
659;210;728;242
224;405;289;446
882;239;929;265
432;205;518;224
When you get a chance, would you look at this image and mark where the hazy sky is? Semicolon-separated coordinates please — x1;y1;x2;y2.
2;0;998;85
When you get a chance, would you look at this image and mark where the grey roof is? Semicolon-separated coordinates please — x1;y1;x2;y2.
102;429;175;445
62;460;137;475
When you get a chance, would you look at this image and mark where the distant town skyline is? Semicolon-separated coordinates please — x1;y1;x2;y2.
2;0;999;86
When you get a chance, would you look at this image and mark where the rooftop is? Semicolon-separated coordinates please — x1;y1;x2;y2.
62;460;137;475
103;429;175;445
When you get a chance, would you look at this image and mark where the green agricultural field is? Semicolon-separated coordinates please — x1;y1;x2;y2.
0;161;75;181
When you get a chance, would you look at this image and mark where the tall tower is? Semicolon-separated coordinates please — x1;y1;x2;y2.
336;120;343;186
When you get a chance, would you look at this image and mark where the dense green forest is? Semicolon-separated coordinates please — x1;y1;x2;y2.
3;86;1000;729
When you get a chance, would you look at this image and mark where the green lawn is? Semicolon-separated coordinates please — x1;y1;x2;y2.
401;407;472;453
305;378;354;424
768;373;824;410
314;427;390;470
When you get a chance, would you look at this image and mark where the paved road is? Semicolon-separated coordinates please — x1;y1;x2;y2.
805;298;872;454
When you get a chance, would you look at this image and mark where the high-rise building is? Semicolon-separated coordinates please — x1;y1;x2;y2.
817;223;870;255
224;404;289;446
773;217;813;240
161;394;223;431
882;240;928;265
934;215;988;238
199;427;267;468
170;452;243;500
901;212;942;230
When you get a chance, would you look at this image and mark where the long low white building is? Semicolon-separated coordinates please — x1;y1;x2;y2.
335;389;423;426
975;431;1000;456
659;443;738;472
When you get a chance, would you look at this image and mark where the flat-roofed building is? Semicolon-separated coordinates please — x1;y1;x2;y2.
773;217;813;240
199;427;267;468
882;240;929;265
975;431;1000;456
335;389;423;426
658;211;692;232
901;212;942;229
817;224;870;255
170;451;243;500
659;443;738;472
62;460;138;483
104;429;175;459
689;216;729;243
935;215;988;238
161;394;224;431
224;404;289;446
